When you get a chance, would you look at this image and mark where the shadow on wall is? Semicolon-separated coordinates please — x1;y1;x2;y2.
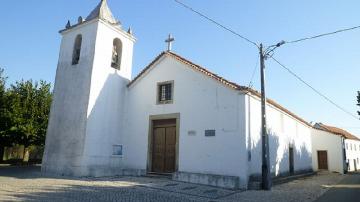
82;71;129;173
42;71;130;177
249;129;312;182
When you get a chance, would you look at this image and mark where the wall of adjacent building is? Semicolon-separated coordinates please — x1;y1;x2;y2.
311;129;344;173
344;139;360;171
245;94;313;180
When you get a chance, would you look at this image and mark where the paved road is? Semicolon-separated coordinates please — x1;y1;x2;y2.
0;165;347;202
315;172;360;202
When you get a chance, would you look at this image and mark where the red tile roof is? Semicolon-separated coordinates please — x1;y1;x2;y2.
128;51;312;127
316;123;360;140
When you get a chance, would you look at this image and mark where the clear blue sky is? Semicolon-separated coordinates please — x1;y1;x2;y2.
0;0;359;136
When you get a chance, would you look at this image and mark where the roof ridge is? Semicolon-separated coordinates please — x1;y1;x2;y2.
317;123;360;140
128;51;312;127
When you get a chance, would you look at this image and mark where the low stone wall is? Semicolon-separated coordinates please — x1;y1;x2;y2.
172;171;242;189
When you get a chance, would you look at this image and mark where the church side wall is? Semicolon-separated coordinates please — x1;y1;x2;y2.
246;94;313;180
123;56;248;188
311;129;344;173
42;22;98;176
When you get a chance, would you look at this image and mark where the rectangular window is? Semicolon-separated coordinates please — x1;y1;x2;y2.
346;143;348;150
157;81;174;104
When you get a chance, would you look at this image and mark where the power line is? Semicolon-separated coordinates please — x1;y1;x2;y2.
173;0;258;48
270;56;360;121
248;55;259;88
284;25;360;45
173;0;359;121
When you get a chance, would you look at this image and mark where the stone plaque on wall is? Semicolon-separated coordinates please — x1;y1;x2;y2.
188;130;196;136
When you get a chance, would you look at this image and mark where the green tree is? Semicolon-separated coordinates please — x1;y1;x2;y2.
7;80;52;162
0;68;12;162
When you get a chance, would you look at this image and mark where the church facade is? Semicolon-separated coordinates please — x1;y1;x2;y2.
42;0;313;189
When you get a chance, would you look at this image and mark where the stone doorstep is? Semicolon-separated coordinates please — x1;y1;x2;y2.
145;172;172;179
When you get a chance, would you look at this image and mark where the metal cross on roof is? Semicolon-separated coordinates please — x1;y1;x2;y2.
165;34;175;51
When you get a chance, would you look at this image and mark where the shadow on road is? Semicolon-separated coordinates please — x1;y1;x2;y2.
315;172;360;202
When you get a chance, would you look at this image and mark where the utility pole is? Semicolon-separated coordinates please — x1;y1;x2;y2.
259;43;271;190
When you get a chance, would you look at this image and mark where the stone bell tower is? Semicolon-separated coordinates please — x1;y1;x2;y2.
42;0;136;176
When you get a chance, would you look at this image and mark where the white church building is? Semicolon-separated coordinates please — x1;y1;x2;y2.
42;0;313;189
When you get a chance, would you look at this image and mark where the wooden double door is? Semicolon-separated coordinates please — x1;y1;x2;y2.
317;150;328;170
151;119;176;173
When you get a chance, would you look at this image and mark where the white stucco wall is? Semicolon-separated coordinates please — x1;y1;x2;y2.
42;20;99;175
311;129;344;173
123;55;248;185
246;94;313;178
344;139;360;171
82;20;135;175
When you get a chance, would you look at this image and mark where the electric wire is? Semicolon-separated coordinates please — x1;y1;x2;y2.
270;56;360;121
248;55;259;88
284;25;360;45
174;0;258;48
173;0;359;121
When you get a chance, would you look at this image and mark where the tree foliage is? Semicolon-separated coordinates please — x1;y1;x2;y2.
0;68;52;157
0;68;12;148
7;80;52;148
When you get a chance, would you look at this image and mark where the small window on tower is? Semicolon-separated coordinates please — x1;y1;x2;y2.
72;34;82;65
111;38;122;70
157;81;174;104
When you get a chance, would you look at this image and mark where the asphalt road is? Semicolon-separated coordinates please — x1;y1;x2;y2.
315;172;360;202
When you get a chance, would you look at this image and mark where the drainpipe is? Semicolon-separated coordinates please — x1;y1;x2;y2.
341;137;347;174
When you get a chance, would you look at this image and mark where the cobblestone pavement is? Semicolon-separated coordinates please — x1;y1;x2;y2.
0;165;345;202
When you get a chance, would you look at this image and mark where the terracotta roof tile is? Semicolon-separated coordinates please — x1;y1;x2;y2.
128;51;312;127
316;123;360;140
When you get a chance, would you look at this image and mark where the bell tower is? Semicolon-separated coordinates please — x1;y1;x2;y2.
42;0;136;176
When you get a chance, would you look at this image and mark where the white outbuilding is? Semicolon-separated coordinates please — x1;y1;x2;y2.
42;0;314;189
312;123;360;173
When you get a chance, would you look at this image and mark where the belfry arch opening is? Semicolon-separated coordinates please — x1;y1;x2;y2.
111;38;122;70
72;34;82;65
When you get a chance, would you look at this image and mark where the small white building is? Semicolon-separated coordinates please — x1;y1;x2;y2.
42;0;314;189
312;123;360;173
